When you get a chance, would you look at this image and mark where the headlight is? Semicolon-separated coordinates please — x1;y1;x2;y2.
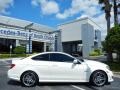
106;65;110;70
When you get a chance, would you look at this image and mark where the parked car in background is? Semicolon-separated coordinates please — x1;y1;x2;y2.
8;52;113;87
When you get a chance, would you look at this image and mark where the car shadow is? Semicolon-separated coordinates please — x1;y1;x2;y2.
38;82;90;86
8;80;90;87
7;80;106;90
7;80;21;86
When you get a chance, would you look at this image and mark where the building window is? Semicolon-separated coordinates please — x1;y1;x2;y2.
95;30;98;40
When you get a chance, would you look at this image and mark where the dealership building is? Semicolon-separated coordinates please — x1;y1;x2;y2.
0;16;101;58
0;16;58;53
58;17;101;58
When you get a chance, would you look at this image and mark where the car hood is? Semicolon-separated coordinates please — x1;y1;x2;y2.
84;59;107;68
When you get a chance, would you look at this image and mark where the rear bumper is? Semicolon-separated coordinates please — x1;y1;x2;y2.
8;69;20;81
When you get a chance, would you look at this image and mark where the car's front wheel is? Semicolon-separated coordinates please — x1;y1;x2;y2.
90;70;107;87
21;71;38;87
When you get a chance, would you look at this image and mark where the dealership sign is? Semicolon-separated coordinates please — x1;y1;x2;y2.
0;28;55;42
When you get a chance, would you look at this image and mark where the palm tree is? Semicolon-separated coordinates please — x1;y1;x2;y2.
117;1;120;24
99;0;119;26
98;0;113;61
113;0;118;25
99;0;112;33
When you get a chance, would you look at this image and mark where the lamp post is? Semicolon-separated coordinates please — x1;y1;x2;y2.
10;45;12;57
24;23;34;54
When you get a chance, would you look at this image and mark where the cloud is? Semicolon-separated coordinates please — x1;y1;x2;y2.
31;0;59;15
56;0;101;19
76;14;89;19
56;10;69;19
0;0;14;14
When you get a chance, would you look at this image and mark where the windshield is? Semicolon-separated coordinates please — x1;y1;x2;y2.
71;54;84;62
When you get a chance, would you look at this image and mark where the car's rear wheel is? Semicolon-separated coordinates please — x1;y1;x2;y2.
90;70;107;87
21;71;38;87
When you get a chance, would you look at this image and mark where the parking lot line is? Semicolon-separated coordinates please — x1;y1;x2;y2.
71;85;86;90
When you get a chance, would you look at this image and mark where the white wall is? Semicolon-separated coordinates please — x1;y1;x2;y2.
81;23;94;57
58;19;87;42
87;19;101;30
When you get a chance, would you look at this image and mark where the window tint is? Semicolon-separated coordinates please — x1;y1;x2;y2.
50;53;74;62
32;54;49;61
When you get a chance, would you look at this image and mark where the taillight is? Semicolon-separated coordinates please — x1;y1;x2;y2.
10;64;15;69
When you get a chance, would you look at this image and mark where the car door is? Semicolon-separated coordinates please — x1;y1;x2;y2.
31;53;53;81
49;53;88;82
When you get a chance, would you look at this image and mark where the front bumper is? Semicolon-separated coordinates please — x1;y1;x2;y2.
106;70;114;82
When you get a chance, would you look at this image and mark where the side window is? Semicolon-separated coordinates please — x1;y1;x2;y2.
50;53;74;63
32;54;49;61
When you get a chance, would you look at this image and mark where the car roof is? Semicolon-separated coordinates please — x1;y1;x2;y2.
28;52;73;58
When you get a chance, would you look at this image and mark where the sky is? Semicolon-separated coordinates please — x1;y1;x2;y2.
0;0;114;40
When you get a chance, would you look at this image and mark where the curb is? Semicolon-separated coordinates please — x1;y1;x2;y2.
113;72;120;78
113;72;120;76
114;75;120;78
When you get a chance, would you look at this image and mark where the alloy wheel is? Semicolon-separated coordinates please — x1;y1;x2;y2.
22;72;37;87
93;71;107;86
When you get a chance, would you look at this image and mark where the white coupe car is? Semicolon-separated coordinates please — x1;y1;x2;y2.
8;52;113;87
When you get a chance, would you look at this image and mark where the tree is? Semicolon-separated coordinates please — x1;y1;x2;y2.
99;0;112;33
105;25;120;62
101;41;107;52
118;1;120;24
98;0;113;61
113;0;118;25
99;0;120;26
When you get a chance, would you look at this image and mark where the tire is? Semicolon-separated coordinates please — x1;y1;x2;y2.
90;70;107;87
20;71;38;87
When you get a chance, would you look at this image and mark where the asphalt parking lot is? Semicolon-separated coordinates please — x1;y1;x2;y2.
0;60;120;90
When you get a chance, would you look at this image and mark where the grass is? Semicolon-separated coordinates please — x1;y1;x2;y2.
0;54;30;59
104;61;120;72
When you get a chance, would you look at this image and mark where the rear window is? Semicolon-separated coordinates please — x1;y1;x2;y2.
32;54;49;61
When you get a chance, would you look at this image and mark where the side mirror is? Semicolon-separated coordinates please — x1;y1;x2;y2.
73;59;80;64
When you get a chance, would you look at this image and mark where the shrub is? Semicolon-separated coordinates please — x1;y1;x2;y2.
89;49;102;56
13;46;25;54
89;51;99;56
94;49;101;55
